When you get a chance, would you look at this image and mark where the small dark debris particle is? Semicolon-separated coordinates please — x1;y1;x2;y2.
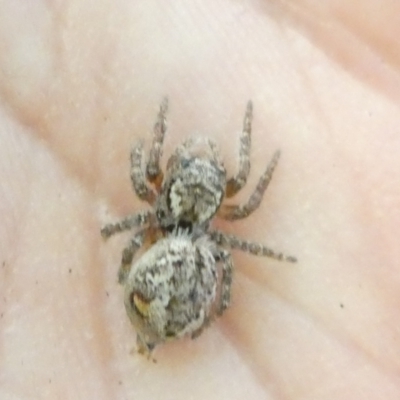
118;381;122;385
340;303;344;308
49;379;52;384
106;291;109;297
69;268;72;274
1;313;3;318
2;261;5;267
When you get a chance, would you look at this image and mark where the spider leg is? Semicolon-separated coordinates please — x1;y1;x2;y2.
118;229;147;284
225;101;253;198
174;137;223;169
136;334;157;360
210;230;297;263
146;98;168;188
205;138;225;166
218;149;280;220
176;137;195;155
131;143;157;205
101;210;152;239
215;248;234;316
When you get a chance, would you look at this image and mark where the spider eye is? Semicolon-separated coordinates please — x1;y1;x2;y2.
156;209;166;221
180;158;191;169
177;220;192;232
165;224;175;232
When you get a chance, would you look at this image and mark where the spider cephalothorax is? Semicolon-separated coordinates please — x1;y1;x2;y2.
154;138;227;231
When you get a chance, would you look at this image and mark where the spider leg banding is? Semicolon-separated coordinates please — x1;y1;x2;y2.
101;99;296;356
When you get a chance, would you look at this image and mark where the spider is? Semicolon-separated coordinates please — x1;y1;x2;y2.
101;99;296;354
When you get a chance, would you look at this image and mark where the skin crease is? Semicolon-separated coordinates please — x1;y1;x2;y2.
1;0;400;398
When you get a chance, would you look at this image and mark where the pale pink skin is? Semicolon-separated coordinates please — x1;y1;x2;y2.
1;1;400;399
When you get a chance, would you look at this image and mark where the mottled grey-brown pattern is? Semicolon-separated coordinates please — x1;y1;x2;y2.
101;99;296;356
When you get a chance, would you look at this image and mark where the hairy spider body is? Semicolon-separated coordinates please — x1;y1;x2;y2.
154;139;226;231
101;99;296;356
123;232;222;354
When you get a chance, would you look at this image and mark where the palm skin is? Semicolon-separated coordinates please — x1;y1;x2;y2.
1;1;400;399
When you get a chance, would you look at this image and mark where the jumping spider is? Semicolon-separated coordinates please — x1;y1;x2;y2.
101;99;296;355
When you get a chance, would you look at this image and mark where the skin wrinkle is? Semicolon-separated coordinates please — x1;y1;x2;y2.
273;0;400;103
223;273;398;400
239;267;400;384
328;2;400;71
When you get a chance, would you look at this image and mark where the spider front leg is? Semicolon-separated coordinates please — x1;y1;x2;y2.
219;149;281;220
146;97;168;188
216;248;234;315
101;210;152;239
210;230;297;263
118;229;147;284
225;101;253;198
131;143;157;205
